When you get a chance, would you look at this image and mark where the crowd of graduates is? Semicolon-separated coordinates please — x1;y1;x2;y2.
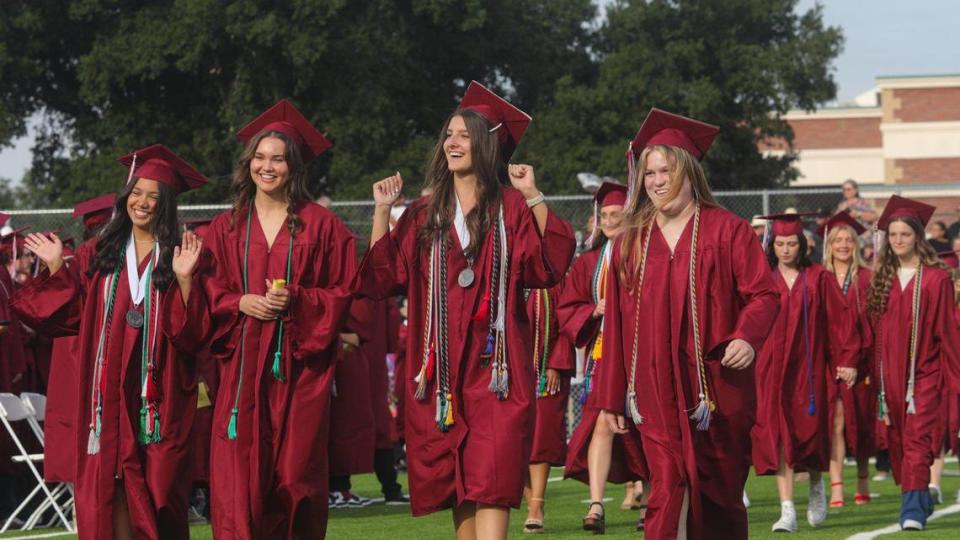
0;81;958;540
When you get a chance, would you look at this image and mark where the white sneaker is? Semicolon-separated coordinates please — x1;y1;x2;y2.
901;518;924;530
772;502;798;532
928;483;943;505
743;490;751;508
807;477;827;527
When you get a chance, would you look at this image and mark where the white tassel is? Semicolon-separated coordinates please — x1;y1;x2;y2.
86;428;100;455
488;366;499;393
435;393;443;424
627;391;643;425
690;397;711;431
761;221;771;252
332;380;338;398
906;392;916;415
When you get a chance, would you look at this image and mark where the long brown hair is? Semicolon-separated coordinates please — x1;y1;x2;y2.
230;130;311;233
618;144;719;285
867;215;948;315
417;109;504;260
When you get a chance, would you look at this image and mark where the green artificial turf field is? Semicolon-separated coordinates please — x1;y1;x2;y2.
3;464;958;539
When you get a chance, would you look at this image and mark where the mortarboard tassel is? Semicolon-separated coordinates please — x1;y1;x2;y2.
761;221;771;252
227;407;239;440
689;395;711;431
625;144;638;204
585;201;600;247
627;391;643;425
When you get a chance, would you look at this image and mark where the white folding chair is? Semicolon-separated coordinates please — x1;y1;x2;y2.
0;393;73;533
19;392;74;530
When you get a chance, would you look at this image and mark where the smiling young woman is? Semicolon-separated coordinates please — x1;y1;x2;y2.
177;99;357;539
11;144;209;539
595;109;780;540
356;81;575;539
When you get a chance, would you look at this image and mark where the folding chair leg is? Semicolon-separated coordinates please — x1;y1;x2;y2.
0;483;41;533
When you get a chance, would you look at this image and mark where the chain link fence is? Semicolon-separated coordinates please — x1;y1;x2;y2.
0;188;850;249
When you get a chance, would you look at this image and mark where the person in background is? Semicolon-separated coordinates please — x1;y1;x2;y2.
927;221;951;253
945;205;960;241
836;179;877;227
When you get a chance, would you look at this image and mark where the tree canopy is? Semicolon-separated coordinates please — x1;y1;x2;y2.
0;0;841;207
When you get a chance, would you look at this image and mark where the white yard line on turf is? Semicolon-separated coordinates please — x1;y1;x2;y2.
2;532;74;540
846;503;960;540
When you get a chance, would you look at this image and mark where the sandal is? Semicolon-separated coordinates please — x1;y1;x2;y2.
830;481;845;507
582;501;605;535
854;493;871;505
524;497;545;534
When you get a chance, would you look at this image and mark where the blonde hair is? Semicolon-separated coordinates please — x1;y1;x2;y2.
823;224;865;272
619;144;718;285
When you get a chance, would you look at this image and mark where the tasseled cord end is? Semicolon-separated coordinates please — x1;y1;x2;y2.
689;395;711;431
436;393;454;432
906;392;916;415
807;399;817;416
86;426;100;455
877;392;887;420
272;350;286;382
487;364;509;400
227;407;239;440
413;365;428;401
627;391;643;425
480;333;495;365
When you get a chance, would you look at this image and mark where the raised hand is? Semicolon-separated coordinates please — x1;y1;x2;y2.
373;172;404;208
172;231;203;281
507;164;538;198
24;232;64;275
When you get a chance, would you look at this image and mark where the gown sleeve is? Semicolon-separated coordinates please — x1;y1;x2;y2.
353;204;417;300
10;243;95;337
595;240;629;413
725;218;780;354
161;273;212;355
557;254;602;348
282;217;357;360
514;196;576;290
196;219;246;358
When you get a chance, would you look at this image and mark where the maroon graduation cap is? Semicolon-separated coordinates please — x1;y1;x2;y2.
876;195;936;231
816;210;867;238
595;182;627;208
938;249;959;269
759;212;817;237
458;81;532;160
0;213;9;229
629;108;720;160
237;99;332;163
118;145;208;193
72;193;117;232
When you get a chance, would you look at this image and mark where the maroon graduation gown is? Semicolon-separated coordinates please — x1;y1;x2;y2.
190;351;218;486
11;240;204;540
0;269;29;477
559;247;647;484
354;188;575;515
874;266;960;492
752;264;859;474
825;268;877;458
44;336;80;483
191;202;356;539
352;297;396;451
595;206;780;540
328;340;375;476
526;286;574;466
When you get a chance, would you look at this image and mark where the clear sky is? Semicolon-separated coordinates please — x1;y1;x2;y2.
2;0;958;185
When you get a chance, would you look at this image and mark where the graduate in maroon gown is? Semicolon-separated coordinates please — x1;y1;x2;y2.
521;285;574;533
11;145;208;539
188;100;356;539
40;195;116;488
751;213;859;532
819;211;877;507
596;109;780;540
356;81;575;538
558;182;648;534
865;196;960;530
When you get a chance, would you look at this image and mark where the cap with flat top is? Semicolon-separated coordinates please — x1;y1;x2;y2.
876;195;936;231
458;81;531;160
629;108;720;160
118;145;207;193
816;210;867;238
237;99;332;163
758;212;818;237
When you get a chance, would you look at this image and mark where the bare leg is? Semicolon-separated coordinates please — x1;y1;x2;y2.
525;463;549;524
475;503;509;540
930;451;945;488
776;450;794;503
454;502;477;540
587;415;614;506
621;481;635;509
112;480;134;540
829;398;846;504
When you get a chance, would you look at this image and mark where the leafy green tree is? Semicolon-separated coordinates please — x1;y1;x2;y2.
1;0;595;205
520;0;843;192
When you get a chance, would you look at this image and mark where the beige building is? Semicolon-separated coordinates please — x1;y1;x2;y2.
761;74;960;224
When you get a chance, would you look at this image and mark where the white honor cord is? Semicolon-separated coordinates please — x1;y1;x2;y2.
124;234;157;306
453;192;471;254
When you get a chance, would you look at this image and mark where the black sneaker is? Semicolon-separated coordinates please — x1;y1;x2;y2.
385;492;410;506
